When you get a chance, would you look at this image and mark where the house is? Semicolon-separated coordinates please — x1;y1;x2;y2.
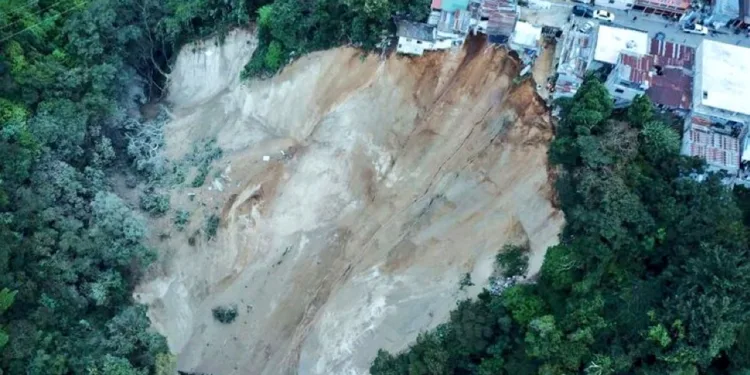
553;22;596;98
396;21;438;55
605;39;695;110
480;0;519;44
430;0;474;39
604;52;653;108
705;0;740;29
646;39;694;113
682;40;750;175
592;25;649;66
594;0;634;11
509;21;542;64
632;0;690;16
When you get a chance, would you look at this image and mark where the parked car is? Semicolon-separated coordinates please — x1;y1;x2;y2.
593;9;615;22
682;24;709;35
572;5;594;17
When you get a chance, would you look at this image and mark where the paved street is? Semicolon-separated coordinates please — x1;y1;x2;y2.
520;0;750;48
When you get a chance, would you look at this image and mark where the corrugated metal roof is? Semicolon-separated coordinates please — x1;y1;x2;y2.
688;127;740;169
650;39;695;69
647;68;692;110
619;53;654;84
634;0;689;11
483;0;518;38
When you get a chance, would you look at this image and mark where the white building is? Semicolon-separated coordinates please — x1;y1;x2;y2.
683;40;750;176
509;21;542;63
594;0;634;10
604;51;652;108
592;25;649;65
396;21;453;55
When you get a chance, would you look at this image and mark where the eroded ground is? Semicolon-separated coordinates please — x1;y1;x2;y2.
134;29;564;375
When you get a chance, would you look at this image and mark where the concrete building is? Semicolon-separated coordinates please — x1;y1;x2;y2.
604;52;652;107
594;0;634;11
481;0;519;44
509;21;542;64
553;21;596;98
430;0;475;39
592;25;649;66
706;0;740;29
396;21;452;55
683;40;750;175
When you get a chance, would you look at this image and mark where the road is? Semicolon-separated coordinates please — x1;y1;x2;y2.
520;0;750;48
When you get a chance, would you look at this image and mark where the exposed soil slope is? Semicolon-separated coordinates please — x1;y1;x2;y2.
135;29;564;375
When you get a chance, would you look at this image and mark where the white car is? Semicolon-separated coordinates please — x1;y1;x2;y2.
682;24;709;35
593;10;615;22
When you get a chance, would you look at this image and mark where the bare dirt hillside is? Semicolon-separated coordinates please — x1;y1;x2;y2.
134;29;564;375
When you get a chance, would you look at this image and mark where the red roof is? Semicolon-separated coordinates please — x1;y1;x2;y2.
687;127;740;169
620;53;655;84
647;68;692;110
635;0;690;12
650;39;695;69
432;0;442;9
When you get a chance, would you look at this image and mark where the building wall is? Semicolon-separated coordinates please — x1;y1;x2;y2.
594;0;634;10
605;73;645;107
397;37;429;55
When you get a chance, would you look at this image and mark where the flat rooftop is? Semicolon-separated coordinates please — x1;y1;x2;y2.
698;40;750;116
594;25;649;65
512;21;542;48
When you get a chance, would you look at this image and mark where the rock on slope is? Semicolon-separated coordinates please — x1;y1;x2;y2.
134;29;564;375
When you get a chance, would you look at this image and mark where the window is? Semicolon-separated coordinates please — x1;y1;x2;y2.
609;0;615;3
703;91;708;99
417;40;423;44
615;88;625;94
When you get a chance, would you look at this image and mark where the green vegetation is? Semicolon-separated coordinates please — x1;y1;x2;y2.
370;83;750;374
244;0;431;76
212;305;238;324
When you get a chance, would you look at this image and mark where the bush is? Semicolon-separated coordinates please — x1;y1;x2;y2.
212;305;238;324
139;190;170;217
496;244;530;278
205;214;220;240
173;210;190;231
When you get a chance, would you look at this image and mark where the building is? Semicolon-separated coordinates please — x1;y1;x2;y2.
480;0;519;44
509;21;542;64
682;40;750;175
592;25;649;66
396;21;444;55
553;21;596;98
604;52;653;107
430;0;474;39
706;0;740;29
594;0;634;11
632;0;690;16
646;39;694;112
604;39;695;110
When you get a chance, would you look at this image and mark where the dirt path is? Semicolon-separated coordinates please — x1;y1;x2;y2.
134;30;564;375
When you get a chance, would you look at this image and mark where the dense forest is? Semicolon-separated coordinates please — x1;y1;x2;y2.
369;79;750;374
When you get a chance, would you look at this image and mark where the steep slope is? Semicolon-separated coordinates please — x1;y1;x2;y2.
135;29;564;375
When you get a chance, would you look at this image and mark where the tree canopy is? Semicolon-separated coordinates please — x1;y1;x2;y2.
370;78;750;375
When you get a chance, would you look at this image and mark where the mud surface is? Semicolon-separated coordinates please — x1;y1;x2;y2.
134;29;564;375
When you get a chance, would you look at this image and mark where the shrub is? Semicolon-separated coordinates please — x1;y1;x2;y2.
212;305;238;324
139;190;170;217
173;210;190;231
205;214;220;240
496;244;530;278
